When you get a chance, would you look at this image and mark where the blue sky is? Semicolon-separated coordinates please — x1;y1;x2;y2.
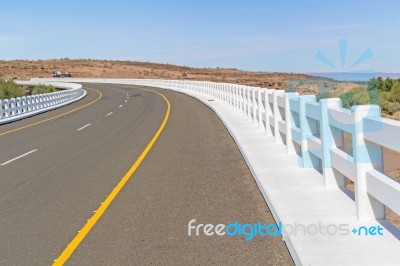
0;0;399;73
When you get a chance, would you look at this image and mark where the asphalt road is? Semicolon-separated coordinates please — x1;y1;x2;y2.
0;83;293;265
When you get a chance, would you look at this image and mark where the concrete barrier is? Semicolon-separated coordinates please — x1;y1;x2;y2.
0;81;86;125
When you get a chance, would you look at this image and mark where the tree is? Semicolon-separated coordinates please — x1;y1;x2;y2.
367;78;378;91
340;90;356;109
367;78;379;105
376;77;383;91
383;78;393;92
389;81;400;103
352;87;370;105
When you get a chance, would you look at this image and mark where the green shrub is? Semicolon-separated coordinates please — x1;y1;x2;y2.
31;84;57;95
389;82;400;103
339;87;370;109
383;78;393;92
352;87;370;105
0;79;25;100
316;91;330;101
380;100;400;115
380;91;391;101
340;90;356;109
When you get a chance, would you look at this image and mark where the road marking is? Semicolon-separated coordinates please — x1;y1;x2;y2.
106;112;113;117
119;105;123;108
53;89;171;266
125;100;127;103
77;123;91;131
1;149;38;166
0;88;103;137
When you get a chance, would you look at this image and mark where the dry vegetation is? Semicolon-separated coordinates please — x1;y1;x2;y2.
0;59;305;89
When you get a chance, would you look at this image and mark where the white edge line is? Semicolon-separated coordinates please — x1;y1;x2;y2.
106;112;113;116
77;123;92;131
1;149;38;166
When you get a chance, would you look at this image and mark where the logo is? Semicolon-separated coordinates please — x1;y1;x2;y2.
286;39;383;169
188;219;384;241
315;38;375;81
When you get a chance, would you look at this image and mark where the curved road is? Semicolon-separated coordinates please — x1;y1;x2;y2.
0;83;292;265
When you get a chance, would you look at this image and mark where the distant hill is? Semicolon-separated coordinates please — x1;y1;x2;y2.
0;59;306;89
308;72;400;82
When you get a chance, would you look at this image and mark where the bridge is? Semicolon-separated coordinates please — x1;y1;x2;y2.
1;78;399;265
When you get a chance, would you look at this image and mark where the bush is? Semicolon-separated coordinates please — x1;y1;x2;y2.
389;82;400;103
380;100;400;115
380;91;391;101
352;87;370;105
0;79;25;100
31;84;57;95
383;78;393;92
339;87;370;109
340;90;356;109
316;91;330;101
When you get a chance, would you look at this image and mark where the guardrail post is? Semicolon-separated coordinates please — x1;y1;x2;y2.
230;85;234;107
273;91;283;143
240;86;244;115
232;85;237;110
298;96;317;168
230;85;234;108
252;88;257;125
264;89;273;136
352;105;385;221
241;87;246;116
320;99;345;188
257;89;263;130
247;87;251;120
0;100;6;118
225;84;228;103
237;86;241;114
285;92;298;154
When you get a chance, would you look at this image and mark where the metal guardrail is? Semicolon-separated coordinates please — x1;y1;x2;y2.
0;81;86;125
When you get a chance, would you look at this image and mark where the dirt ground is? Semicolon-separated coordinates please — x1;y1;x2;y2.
0;59;304;89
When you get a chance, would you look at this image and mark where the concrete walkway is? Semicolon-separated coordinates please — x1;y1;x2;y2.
175;88;400;265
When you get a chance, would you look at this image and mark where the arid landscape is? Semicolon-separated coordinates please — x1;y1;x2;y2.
0;59;305;89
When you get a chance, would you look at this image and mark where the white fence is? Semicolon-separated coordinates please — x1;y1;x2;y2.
28;77;400;225
0;81;86;125
132;79;400;223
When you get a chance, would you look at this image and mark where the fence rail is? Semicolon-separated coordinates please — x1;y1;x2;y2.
28;77;400;225
133;79;400;223
0;81;86;125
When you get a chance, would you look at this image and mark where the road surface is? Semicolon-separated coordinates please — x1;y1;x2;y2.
0;83;293;265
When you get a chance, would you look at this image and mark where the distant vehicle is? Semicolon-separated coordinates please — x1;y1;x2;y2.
52;71;72;77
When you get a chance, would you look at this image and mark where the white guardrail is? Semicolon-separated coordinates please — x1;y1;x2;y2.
0;81;86;125
127;79;400;223
29;78;400;223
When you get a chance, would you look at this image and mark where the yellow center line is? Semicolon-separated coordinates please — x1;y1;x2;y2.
0;88;103;137
52;88;171;265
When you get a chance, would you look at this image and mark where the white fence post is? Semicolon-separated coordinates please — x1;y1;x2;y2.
352;105;385;221
252;88;257;125
264;89;273;136
257;89;263;130
246;87;251;120
273;90;283;143
298;95;317;168
285;92;298;154
320;98;346;188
